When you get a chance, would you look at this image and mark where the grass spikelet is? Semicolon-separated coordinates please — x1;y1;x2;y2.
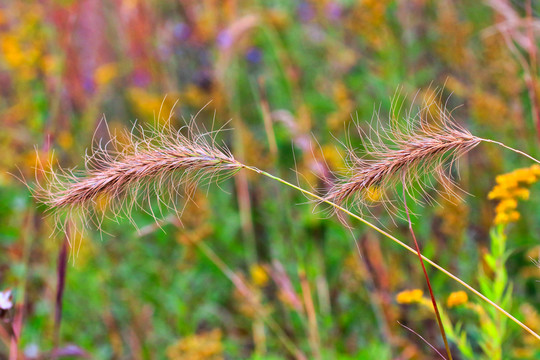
37;119;241;233
325;94;481;214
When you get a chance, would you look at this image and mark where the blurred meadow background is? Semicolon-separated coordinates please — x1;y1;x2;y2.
2;0;540;359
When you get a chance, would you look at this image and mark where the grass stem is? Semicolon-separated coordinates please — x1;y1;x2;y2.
241;164;540;342
481;138;540;164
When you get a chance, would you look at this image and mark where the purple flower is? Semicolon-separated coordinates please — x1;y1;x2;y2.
245;47;262;64
132;69;151;87
82;75;95;94
216;30;233;49
326;2;342;21
173;22;191;41
298;2;315;22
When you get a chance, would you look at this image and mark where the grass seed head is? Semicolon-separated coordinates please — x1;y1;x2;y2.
325;94;481;216
35;119;241;234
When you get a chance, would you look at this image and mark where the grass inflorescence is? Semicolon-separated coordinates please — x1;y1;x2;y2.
326;98;481;216
36;119;242;233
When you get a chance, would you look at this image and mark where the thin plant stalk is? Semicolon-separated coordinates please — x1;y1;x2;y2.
240;164;540;341
402;174;451;360
398;321;446;360
480;138;540;165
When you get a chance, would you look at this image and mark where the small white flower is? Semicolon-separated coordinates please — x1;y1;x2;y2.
0;289;13;310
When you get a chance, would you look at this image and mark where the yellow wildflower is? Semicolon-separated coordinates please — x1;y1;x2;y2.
489;165;540;225
494;213;509;225
447;291;468;308
128;88;181;122
512;188;530;200
514;168;538;184
487;186;509;200
495;198;517;212
396;289;424;304
507;211;520;222
320;144;345;172
250;264;269;287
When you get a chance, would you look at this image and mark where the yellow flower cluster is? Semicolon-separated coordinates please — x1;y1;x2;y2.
487;165;540;225
346;0;392;50
0;6;55;81
396;289;424;304
446;291;468;308
166;329;223;360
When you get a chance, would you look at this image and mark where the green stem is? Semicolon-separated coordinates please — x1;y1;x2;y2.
241;164;540;342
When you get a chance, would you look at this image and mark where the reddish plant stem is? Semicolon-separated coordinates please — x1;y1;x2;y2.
53;235;69;357
402;175;451;360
